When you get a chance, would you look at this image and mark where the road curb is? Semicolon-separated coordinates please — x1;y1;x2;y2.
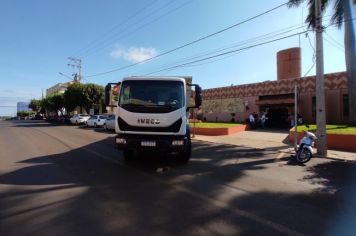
193;137;356;163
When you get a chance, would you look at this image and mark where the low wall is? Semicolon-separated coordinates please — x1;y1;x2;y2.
191;124;248;136
289;129;356;152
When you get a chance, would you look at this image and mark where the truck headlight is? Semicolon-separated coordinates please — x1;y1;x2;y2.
172;140;184;146
116;138;126;144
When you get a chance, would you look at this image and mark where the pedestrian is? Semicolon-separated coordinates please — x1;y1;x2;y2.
297;114;303;125
253;112;259;128
249;113;255;129
261;112;268;129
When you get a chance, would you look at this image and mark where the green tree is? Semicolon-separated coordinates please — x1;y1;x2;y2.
82;83;104;114
41;93;64;115
50;93;65;115
29;99;41;113
17;110;33;118
288;0;356;124
63;83;104;114
64;83;86;113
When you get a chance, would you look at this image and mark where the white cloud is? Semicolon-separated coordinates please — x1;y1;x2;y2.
110;46;124;59
110;46;158;63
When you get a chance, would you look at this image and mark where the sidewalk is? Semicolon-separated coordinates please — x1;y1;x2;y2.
192;130;356;162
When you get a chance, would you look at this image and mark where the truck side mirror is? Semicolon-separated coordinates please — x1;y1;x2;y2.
195;85;202;108
104;84;111;106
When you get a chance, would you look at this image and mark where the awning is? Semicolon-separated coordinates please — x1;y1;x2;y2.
255;98;295;106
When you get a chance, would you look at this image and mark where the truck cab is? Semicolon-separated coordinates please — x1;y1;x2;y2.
105;76;202;162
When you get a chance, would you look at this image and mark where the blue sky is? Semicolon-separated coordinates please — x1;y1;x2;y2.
0;0;352;116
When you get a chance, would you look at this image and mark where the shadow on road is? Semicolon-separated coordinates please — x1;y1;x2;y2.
10;120;64;128
1;137;355;235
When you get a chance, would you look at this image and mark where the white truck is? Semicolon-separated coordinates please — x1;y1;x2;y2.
104;76;202;162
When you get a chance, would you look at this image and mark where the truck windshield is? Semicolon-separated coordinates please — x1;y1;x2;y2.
119;80;184;113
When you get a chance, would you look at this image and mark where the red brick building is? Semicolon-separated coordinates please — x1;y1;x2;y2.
202;48;349;126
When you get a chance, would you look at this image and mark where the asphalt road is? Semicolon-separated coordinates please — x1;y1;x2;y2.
0;120;355;236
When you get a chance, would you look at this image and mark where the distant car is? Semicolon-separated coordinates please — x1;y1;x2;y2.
103;115;116;130
70;114;90;125
34;113;44;120
86;115;107;128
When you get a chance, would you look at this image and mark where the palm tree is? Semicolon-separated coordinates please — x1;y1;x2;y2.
288;0;356;124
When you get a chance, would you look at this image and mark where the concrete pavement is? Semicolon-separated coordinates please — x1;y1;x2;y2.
192;129;356;162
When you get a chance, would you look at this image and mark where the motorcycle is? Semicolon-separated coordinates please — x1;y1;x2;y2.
294;129;317;163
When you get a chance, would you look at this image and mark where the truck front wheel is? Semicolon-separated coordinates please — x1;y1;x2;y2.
178;137;191;163
123;149;135;162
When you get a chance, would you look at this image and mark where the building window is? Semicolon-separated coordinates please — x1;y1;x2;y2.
343;94;349;116
312;96;316;122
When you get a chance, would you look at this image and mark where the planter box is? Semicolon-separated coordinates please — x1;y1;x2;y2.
289;128;356;152
191;124;248;136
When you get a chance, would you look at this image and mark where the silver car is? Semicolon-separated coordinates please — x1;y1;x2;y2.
86;115;107;128
103;115;116;130
70;114;90;125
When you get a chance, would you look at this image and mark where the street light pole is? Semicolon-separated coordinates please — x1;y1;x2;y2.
315;0;327;156
59;72;73;81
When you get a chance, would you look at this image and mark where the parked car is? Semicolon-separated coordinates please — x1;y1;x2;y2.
103;115;116;130
70;114;90;125
86;115;107;128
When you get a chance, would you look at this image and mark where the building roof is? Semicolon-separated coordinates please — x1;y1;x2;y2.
203;72;347;99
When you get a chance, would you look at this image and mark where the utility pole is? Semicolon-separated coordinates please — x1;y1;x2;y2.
68;57;82;82
315;0;327;156
294;85;298;150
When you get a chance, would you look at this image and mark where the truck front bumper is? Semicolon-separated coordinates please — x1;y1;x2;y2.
115;134;188;152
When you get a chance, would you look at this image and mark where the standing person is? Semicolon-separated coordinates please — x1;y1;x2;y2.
261;112;268;129
249;113;255;129
253;112;258;128
297;114;303;125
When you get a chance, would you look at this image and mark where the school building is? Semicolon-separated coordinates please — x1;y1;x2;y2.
201;47;349;127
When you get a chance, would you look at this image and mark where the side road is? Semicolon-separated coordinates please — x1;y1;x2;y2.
192;130;356;162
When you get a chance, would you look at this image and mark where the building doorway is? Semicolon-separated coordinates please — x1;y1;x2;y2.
261;106;291;129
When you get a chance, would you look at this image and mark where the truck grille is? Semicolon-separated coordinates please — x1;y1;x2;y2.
118;117;182;133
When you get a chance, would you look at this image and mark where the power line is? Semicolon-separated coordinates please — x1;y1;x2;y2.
79;0;186;58
74;0;159;56
86;2;288;78
324;36;344;52
144;30;309;75
138;16;334;76
143;17;355;76
324;31;344;49
137;23;307;75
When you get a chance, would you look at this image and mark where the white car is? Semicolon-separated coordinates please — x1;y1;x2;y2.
70;114;90;125
86;115;107;128
103;115;116;130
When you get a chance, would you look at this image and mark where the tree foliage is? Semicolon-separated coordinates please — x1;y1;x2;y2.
63;83;104;114
29;83;104;116
17;110;33;117
41;93;64;114
64;83;86;113
288;0;356;124
82;83;104;113
29;99;41;112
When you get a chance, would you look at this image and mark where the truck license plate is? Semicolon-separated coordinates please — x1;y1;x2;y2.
141;141;156;147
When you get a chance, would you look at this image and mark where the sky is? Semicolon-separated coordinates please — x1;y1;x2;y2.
0;0;353;116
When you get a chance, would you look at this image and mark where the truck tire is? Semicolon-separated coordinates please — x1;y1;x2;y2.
178;139;191;162
178;127;191;162
123;149;134;162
